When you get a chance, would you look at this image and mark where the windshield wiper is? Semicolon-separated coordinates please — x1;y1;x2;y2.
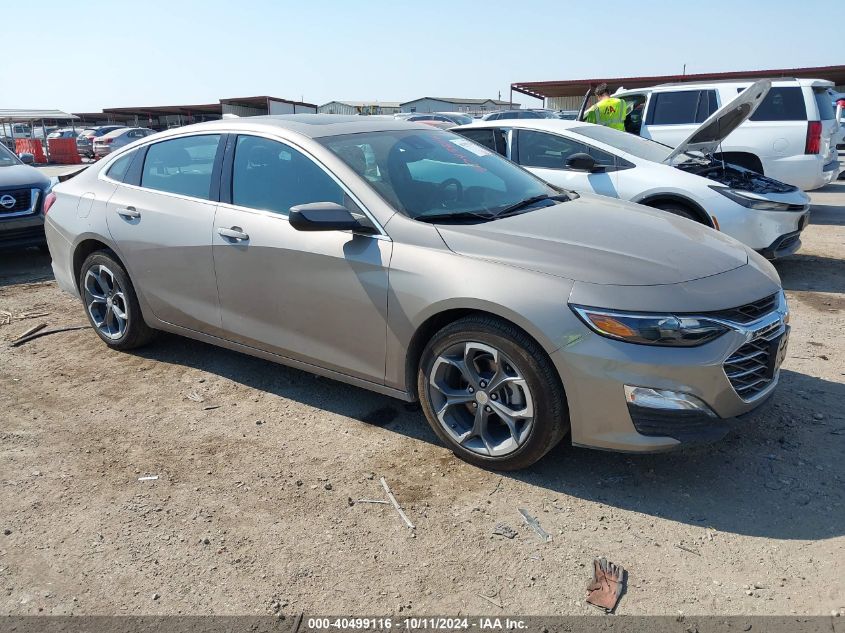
494;193;568;218
415;211;497;224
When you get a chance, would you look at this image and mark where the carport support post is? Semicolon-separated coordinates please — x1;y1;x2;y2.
41;118;49;162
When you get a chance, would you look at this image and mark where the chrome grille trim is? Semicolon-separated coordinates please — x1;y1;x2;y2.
722;294;788;402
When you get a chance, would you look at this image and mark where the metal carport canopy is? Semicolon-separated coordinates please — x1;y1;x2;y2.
511;64;845;99
0;109;80;122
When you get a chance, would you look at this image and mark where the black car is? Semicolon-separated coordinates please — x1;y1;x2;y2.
0;143;52;249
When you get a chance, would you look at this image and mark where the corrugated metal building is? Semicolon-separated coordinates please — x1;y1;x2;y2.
400;97;518;115
76;96;317;130
318;101;401;115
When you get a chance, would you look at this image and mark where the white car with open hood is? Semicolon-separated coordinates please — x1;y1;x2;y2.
615;78;840;191
454;80;811;259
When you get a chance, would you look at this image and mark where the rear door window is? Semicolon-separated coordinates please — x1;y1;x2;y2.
106;151;136;182
743;86;807;121
141;134;221;199
648;91;700;125
456;128;507;156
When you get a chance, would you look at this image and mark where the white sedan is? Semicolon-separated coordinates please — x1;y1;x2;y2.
453;83;811;259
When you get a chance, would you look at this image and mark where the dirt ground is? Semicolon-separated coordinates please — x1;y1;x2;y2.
1;180;843;617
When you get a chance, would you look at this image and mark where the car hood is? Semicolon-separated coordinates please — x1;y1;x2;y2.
435;194;748;286
664;79;771;164
0;164;50;189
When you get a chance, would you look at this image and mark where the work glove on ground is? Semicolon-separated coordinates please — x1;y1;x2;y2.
585;557;625;613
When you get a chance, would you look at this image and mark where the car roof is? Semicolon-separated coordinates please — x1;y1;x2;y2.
153;114;431;141
617;77;833;94
456;118;583;132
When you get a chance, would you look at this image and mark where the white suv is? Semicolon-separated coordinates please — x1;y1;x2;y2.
616;78;840;190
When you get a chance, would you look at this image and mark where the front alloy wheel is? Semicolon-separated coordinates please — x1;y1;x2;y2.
418;315;569;471
428;342;535;457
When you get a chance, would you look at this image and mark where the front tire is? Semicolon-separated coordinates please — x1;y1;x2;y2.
79;251;155;350
418;315;568;471
651;201;701;223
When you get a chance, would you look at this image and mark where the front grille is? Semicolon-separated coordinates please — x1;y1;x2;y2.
0;188;33;214
704;293;779;325
724;321;783;400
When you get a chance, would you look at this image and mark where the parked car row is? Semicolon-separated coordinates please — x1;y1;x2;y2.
41;114;794;470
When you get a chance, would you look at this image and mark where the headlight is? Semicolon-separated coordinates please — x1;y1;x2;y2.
709;186;795;211
571;305;729;347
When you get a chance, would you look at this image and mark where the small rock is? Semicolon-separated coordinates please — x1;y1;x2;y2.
492;523;517;539
347;497;354;507
745;590;753;596
202;537;210;545
152;593;160;601
255;420;263;425
3;529;10;536
795;494;811;506
324;482;333;491
295;480;303;487
753;583;763;589
813;413;824;421
743;625;752;632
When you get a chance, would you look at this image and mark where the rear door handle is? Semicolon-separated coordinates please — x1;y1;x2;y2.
217;226;249;241
117;206;140;219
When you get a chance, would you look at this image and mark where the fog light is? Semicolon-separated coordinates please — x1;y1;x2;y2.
624;386;716;416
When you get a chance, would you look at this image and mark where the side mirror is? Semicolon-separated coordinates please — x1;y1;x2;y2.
566;152;597;172
18;152;35;165
289;202;360;232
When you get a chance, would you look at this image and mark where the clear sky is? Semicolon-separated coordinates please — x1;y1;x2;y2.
2;0;837;112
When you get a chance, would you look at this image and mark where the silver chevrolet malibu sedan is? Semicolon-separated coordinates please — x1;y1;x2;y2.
44;115;789;470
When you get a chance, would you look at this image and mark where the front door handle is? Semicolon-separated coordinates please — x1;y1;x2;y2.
117;206;140;219
217;226;249;241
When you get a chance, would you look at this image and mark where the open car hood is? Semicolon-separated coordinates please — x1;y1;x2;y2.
664;79;771;164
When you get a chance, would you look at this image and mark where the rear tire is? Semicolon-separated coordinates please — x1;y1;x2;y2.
417;315;568;471
79;251;156;350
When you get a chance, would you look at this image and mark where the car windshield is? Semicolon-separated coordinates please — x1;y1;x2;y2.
0;143;21;167
320;129;560;221
570;125;678;163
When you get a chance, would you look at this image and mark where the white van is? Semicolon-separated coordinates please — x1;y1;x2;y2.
616;78;840;190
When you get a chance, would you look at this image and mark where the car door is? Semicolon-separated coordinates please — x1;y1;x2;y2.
512;129;620;197
212;133;391;384
640;89;719;148
105;133;224;334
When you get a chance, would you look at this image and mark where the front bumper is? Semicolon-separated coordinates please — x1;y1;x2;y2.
758;227;805;259
552;296;787;452
0;219;46;249
627;391;773;445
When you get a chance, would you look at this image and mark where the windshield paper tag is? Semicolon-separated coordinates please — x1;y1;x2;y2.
450;138;491;157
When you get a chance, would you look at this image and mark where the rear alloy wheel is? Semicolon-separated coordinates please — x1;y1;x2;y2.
418;316;568;470
79;251;155;350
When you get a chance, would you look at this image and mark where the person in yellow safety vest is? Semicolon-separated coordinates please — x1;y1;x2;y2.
583;83;628;131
